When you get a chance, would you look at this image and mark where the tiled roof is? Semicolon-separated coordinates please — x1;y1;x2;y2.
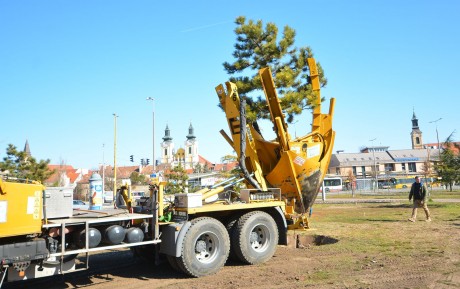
68;171;80;183
140;164;172;175
101;165;139;179
117;166;139;178
214;161;239;171
45;164;79;185
198;155;213;166
425;142;460;154
78;171;94;184
48;164;75;172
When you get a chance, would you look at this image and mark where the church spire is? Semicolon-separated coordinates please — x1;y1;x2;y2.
411;109;423;149
186;122;196;140
411;108;419;129
163;124;173;142
24;139;31;156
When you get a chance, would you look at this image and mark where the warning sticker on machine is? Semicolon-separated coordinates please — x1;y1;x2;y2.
27;197;35;214
33;191;41;219
293;156;305;166
0;201;7;223
307;144;321;159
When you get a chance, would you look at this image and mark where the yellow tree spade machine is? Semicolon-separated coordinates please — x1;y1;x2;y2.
0;58;335;286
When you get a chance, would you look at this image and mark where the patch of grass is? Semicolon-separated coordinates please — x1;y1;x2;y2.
289;201;460;287
301;269;335;285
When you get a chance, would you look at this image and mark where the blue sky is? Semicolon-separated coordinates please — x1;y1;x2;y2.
1;1;459;169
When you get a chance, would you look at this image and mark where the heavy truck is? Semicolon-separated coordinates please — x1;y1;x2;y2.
0;58;335;287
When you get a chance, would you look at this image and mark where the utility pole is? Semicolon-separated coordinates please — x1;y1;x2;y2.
369;138;377;193
146;97;156;172
113;113;118;204
429;118;442;161
102;143;105;202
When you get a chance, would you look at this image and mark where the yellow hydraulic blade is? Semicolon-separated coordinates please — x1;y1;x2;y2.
216;58;335;215
258;59;336;213
215;83;268;190
259;67;291;152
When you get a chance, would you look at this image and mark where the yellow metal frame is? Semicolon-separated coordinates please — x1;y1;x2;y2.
178;201;286;215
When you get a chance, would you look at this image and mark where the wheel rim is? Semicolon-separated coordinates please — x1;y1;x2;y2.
194;232;220;264
249;224;270;252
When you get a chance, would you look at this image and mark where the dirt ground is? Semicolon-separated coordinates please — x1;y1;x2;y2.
5;201;460;289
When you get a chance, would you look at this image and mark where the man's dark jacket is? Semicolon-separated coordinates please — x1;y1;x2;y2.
409;182;427;201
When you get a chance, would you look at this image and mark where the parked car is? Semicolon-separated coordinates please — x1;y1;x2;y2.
73;200;88;210
131;191;145;206
104;191;114;203
131;191;145;200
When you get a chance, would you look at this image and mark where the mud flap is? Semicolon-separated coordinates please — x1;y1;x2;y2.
158;222;191;257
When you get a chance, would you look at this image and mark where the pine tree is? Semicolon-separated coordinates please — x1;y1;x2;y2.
223;16;327;123
435;133;460;191
0;144;55;183
164;165;189;195
130;171;147;186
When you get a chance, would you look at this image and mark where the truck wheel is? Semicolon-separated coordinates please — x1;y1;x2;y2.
232;211;278;265
226;214;242;261
177;217;230;277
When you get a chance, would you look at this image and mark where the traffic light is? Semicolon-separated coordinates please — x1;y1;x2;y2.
130;155;134;162
146;158;150;165
141;159;144;165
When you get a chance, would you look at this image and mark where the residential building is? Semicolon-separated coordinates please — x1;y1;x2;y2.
328;110;440;182
329;148;438;179
45;165;87;188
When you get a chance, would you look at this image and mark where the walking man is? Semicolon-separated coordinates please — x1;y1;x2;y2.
408;176;431;222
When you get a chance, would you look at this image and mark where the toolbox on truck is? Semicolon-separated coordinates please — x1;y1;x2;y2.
44;187;73;219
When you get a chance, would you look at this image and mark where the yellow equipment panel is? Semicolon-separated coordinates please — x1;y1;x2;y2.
0;179;44;237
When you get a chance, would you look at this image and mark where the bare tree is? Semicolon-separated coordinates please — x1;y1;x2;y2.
347;169;356;197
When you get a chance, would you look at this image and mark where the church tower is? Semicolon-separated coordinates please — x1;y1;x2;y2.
184;122;199;169
24;140;31;157
411;110;423;149
161;125;175;164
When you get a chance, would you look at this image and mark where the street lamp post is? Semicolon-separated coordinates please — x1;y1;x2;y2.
146;97;155;172
102;143;105;200
113;113;118;204
429;118;442;161
369;138;377;193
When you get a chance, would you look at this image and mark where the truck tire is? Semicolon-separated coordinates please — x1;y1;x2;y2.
176;217;230;277
225;213;242;261
232;211;278;265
